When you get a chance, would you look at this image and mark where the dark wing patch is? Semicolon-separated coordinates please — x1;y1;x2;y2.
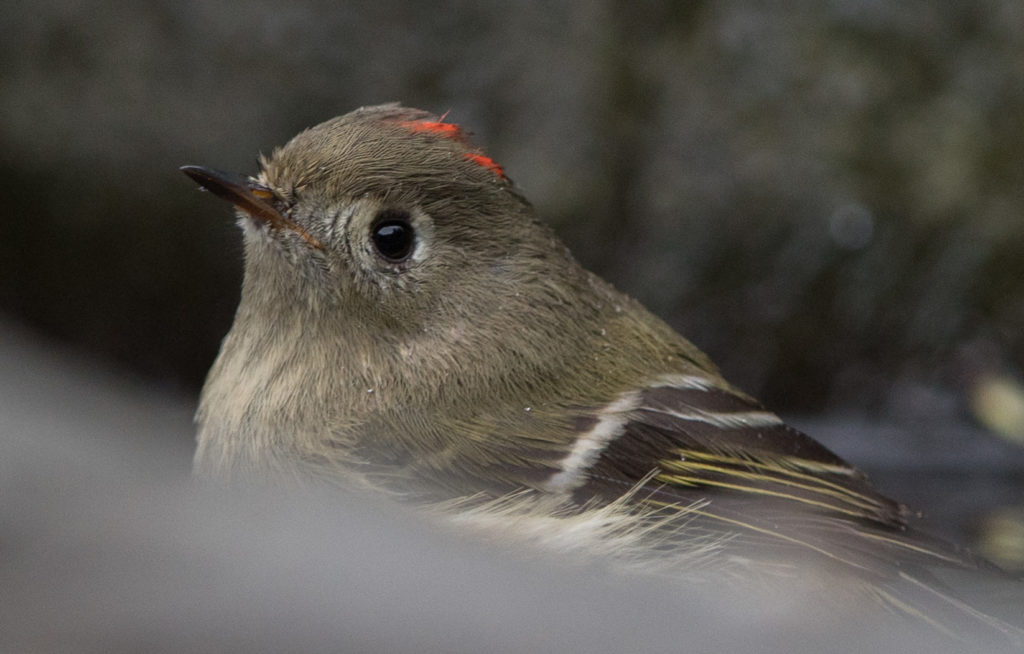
575;384;907;528
640;386;851;463
567;383;1024;642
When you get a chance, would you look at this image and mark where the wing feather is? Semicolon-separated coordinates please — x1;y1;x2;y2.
559;381;1024;643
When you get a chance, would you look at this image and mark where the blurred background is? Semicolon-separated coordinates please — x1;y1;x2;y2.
2;0;1023;573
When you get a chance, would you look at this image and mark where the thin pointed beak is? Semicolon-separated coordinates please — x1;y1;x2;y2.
180;165;322;249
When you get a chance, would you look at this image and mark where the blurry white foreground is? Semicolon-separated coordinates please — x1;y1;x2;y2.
0;319;1012;653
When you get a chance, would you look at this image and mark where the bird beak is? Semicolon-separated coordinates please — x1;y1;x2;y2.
180;165;322;249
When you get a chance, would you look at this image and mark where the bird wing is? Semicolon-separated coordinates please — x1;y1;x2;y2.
572;380;908;525
553;380;1024;643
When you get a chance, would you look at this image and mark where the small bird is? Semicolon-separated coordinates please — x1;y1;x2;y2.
183;104;1022;644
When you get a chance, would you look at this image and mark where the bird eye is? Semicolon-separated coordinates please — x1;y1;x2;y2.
370;210;416;263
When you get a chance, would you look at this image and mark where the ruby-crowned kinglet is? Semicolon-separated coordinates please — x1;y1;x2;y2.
182;104;1022;644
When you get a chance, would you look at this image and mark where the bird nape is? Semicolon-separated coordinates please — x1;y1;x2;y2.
182;103;1024;647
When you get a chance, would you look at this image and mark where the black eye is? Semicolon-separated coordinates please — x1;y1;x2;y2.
370;210;415;263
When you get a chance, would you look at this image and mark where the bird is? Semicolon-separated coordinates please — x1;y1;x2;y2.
182;103;1023;645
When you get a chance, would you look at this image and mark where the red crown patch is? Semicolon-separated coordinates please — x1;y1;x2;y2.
394;118;507;181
